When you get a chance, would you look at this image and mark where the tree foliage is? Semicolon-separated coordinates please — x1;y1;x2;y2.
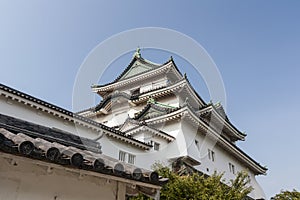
130;163;253;200
271;189;300;200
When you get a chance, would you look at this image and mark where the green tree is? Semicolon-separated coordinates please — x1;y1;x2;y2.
130;164;253;200
271;189;300;200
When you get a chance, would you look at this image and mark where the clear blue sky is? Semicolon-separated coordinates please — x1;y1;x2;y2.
1;1;300;198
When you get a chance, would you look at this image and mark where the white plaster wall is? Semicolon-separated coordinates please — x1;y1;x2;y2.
0;96;101;141
100;132;182;170
0;156;124;200
181;120;266;199
99;135;145;165
93;102;145;127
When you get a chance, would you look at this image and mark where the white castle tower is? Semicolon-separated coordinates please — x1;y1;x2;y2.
78;49;267;199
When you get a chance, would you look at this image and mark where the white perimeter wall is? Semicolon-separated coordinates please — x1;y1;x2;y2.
0;155;125;200
0;95;101;140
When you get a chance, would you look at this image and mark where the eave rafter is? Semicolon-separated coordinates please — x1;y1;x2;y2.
91;61;181;94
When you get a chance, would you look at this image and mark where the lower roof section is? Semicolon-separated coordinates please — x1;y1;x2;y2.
0;113;101;153
0;122;167;188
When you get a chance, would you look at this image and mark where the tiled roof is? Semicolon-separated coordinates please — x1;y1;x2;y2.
90;56;186;95
92;77;207;115
0;117;166;186
94;91;131;112
134;102;181;121
91;86;168;113
0;113;101;153
199;104;247;139
183;75;206;107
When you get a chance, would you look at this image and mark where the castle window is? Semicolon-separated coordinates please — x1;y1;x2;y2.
208;149;215;162
119;151;126;162
154;142;160;151
128;154;136;164
229;163;235;174
195;140;199;151
119;151;136;164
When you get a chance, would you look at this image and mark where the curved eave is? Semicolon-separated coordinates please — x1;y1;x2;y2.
126;126;175;142
145;106;267;175
198;105;246;141
134;103;180;121
91;61;182;93
131;78;206;108
144;108;185;125
118;118;140;132
212;104;247;138
183;77;207;107
113;56;161;83
94;92;131;112
79;105;110;118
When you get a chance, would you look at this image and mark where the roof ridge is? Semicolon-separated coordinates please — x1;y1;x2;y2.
91;55;175;89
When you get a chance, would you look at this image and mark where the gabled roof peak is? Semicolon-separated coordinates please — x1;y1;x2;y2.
91;53;180;91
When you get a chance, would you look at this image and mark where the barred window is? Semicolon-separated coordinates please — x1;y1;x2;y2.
119;151;126;162
208;149;215;162
128;154;135;164
154;142;160;151
229;163;235;174
195;140;199;151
